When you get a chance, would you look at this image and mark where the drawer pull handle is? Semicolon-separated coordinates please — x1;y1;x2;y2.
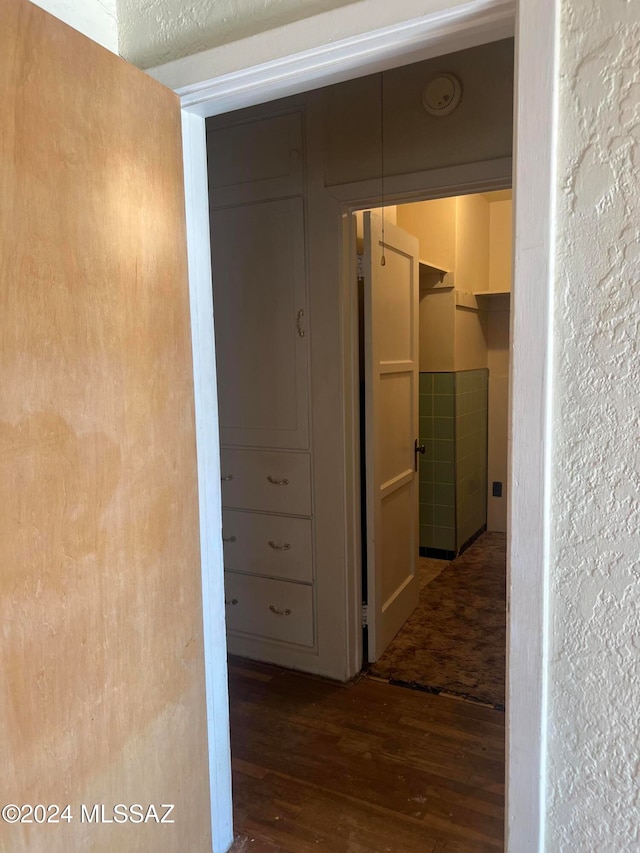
269;605;292;616
221;474;234;482
267;476;289;486
268;541;291;551
223;535;237;543
296;308;306;338
225;598;238;606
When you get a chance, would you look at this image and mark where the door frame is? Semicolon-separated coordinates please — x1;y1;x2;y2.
155;0;558;850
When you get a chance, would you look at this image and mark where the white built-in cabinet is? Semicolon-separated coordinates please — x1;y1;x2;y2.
207;110;315;658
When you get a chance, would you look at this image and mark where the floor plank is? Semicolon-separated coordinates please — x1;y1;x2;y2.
229;659;504;851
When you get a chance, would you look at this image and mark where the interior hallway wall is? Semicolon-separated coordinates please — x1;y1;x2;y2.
486;297;509;532
455;194;490;292
547;0;640;847
489;199;512;292
403;194;491;554
397;195;490;374
396;198;456;271
455;369;488;546
485;198;511;532
454;306;487;372
405;191;509;532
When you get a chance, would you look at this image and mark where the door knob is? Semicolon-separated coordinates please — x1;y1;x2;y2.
414;438;425;471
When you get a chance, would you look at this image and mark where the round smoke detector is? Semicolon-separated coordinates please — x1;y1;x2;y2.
422;73;462;117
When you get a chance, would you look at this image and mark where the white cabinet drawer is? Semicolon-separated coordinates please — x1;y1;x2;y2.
220;449;311;516
223;511;312;583
224;573;314;647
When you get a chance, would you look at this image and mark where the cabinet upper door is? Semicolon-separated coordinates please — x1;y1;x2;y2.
207;111;304;206
211;197;310;450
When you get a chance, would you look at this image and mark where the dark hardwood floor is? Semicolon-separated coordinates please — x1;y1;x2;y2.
228;659;505;852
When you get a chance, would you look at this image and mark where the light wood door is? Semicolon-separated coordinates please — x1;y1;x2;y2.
0;2;212;850
363;212;420;661
211;198;309;450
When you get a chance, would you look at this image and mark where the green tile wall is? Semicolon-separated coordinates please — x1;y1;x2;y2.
419;369;488;554
455;369;488;549
419;372;455;551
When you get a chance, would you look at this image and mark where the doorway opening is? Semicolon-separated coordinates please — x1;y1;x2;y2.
171;0;556;846
207;36;513;678
356;192;512;711
206;35;514;851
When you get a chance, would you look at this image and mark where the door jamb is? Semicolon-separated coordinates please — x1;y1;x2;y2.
168;1;558;850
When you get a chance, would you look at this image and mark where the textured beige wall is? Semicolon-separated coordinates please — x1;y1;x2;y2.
399;195;489;373
546;0;640;847
397;198;456;271
116;0;488;71
117;0;360;68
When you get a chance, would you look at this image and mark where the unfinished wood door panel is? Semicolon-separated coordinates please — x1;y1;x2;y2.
0;3;211;850
363;212;420;661
211;198;310;450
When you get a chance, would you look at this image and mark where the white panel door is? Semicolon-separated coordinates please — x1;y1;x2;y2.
363;211;420;661
211;197;309;449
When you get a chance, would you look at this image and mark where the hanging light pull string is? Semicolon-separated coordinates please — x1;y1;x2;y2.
380;71;386;266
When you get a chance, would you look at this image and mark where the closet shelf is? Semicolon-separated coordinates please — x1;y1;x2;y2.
419;259;454;289
472;289;511;297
